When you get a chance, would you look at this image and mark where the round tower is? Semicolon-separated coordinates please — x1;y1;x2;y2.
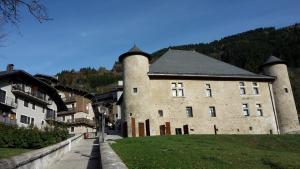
262;56;300;133
119;45;152;137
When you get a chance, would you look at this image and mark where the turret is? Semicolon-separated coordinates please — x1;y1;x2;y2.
262;56;299;133
119;45;152;137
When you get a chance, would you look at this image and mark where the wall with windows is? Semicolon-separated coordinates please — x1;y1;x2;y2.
0;80;58;129
125;79;278;136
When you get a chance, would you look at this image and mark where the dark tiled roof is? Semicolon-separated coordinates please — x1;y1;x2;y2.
149;49;273;80
261;56;286;67
119;45;152;62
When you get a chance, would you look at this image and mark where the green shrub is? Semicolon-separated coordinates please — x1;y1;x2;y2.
0;123;70;149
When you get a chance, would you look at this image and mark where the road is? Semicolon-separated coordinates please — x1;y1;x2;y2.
46;139;100;169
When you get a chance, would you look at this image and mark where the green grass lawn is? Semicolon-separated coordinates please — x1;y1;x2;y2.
111;135;300;169
0;148;32;159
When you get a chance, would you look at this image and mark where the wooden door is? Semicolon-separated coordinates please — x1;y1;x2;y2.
122;122;128;137
131;118;136;137
183;125;189;134
145;119;150;136
160;125;166;136
138;123;145;137
165;122;171;135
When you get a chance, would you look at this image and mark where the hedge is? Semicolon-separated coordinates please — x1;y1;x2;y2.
0;123;69;149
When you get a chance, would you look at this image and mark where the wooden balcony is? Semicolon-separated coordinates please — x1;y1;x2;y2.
11;84;52;105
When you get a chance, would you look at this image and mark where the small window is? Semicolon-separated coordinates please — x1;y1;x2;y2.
63;116;65;121
24;100;29;107
32;103;35;110
71;127;74;132
20;115;27;124
133;88;138;93
15;97;18;104
284;88;289;93
206;84;212;97
172;89;177;97
31;118;34;125
42;121;44;125
175;128;182;135
129;113;132;116
239;82;246;95
158;110;163;117
186;107;193;117
252;82;259;95
249;126;253;131
178;89;184;97
256;104;263;116
242;104;249;116
43;107;45;113
209;106;216;117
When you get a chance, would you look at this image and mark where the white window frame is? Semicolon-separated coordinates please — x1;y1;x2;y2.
209;106;216;117
239;82;246;95
252;82;259;95
205;84;212;97
242;103;249;116
256;103;263;116
171;82;184;97
186;107;193;117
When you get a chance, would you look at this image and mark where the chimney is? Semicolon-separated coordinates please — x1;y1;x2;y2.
6;64;14;72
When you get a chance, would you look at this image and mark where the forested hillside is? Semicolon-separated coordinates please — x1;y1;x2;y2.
57;23;300;111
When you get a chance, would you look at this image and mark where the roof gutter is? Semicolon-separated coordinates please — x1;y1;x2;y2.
148;73;275;81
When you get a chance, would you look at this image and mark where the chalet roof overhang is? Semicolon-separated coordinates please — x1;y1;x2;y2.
0;70;67;112
55;85;95;100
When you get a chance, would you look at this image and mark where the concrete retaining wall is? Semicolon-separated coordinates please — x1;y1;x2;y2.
0;134;83;169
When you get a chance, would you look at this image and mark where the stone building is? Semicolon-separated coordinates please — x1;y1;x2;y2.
118;46;300;137
0;65;67;129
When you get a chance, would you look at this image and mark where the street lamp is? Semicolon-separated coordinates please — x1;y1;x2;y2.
98;106;107;143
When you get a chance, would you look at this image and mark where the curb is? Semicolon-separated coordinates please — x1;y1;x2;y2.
100;142;128;169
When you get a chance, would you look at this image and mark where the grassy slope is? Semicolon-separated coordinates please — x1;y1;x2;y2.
0;148;32;159
112;135;300;169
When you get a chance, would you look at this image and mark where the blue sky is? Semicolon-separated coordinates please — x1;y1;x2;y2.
0;0;300;75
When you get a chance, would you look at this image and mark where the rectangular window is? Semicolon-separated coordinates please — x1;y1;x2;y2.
209;106;216;117
24;100;29;107
133;88;138;93
32;103;35;110
171;82;184;97
158;110;163;117
71;127;74;132
206;84;212;97
252;82;259;95
242;104;249;116
256;104;263;116
15;97;18;104
20;115;27;124
186;107;193;117
239;82;246;95
31;118;34;125
175;128;182;135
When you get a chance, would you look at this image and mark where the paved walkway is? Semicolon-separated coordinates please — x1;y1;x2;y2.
46;139;100;169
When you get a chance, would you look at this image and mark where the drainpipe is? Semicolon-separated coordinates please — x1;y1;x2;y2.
268;83;280;134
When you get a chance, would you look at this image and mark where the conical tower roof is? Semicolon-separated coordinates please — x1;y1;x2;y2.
261;56;286;67
119;45;151;62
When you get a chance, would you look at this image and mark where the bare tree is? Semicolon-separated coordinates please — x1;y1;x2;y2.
1;0;50;24
0;0;50;41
